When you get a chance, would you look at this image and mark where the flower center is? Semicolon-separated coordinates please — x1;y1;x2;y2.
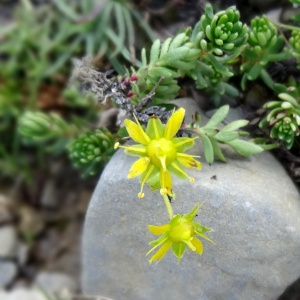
147;138;177;169
169;219;194;243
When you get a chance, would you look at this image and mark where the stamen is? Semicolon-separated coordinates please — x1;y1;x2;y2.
159;155;167;171
121;145;147;154
139;165;155;198
176;152;200;158
160;188;168;195
184;240;196;252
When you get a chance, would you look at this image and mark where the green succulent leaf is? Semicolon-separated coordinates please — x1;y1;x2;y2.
200;135;214;164
68;128;116;177
221;120;249;131
204;105;229;128
226;139;264;156
210;138;227;162
150;39;161;64
214;131;239;143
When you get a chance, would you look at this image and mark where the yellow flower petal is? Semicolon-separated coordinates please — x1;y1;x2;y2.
128;157;150;178
164;108;185;139
159;155;167;171
191;237;203;255
148;224;170;235
176;154;202;170
146;116;164;139
149;240;172;264
121;144;147;156
160;170;173;195
124;119;150;145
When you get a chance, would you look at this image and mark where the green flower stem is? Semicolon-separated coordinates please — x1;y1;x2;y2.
163;194;174;220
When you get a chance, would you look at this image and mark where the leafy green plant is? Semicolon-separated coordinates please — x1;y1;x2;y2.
0;1;78;96
4;1;300;263
0;0;154;180
18;111;81;152
124;3;300;150
240;15;287;89
68;128;116;177
189;105;263;164
51;0;155;72
259;79;300;149
64;3;300;263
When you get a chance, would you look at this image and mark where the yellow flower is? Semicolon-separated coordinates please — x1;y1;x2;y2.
147;203;214;263
115;108;202;198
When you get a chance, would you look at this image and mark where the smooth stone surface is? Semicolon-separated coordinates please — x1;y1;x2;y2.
40;179;59;209
82;102;300;300
0;261;17;288
0;288;48;300
0;225;18;258
34;272;76;296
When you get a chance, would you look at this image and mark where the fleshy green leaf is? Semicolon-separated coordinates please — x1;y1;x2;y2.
169;33;187;49
159;47;189;65
210;139;226;162
204;105;229;128
200;135;214;164
148;66;178;78
214;131;239;143
150;39;161;64
247;64;262;80
227;139;264;156
221;120;249;131
160;37;172;57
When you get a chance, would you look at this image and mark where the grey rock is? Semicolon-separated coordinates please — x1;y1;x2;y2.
97;107;122;131
35;272;76;296
0;226;18;258
266;8;282;23
169;97;202;123
0;261;17;288
82;100;300;300
40;179;59;209
0;288;48;300
16;242;29;267
18;206;45;238
0;194;15;225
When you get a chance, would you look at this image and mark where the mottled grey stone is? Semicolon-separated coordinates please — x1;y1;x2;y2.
0;261;17;288
0;288;48;300
34;272;76;295
0;225;18;258
82;100;300;300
